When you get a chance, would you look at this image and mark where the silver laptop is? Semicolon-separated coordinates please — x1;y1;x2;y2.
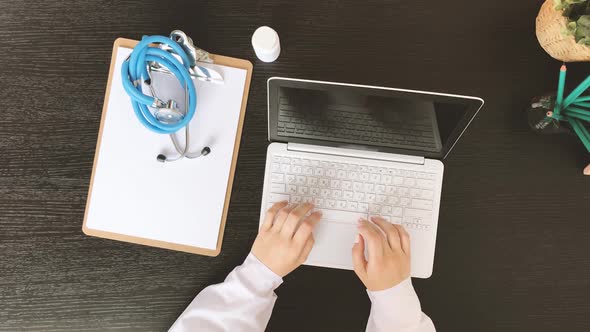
259;77;484;278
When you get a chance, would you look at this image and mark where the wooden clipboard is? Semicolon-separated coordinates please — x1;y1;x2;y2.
82;38;253;256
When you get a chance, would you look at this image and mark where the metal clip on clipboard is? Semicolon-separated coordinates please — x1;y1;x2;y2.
149;30;224;84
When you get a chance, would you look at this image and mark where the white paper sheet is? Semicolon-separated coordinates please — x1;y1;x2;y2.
85;47;247;250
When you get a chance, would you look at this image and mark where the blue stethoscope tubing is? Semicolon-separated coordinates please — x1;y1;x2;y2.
121;35;197;134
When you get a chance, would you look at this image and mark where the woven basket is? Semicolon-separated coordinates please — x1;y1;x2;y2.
536;0;590;62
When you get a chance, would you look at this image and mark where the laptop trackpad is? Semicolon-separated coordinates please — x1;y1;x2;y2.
304;221;357;270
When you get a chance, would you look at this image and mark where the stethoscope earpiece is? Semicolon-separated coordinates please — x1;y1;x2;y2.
156;146;211;163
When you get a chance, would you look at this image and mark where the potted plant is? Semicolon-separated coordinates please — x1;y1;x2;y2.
536;0;590;62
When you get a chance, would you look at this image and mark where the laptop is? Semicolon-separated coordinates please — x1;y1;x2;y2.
259;77;484;278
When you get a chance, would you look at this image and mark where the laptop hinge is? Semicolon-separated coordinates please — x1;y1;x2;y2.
287;143;425;165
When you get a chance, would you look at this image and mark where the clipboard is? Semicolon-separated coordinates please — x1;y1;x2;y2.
82;38;253;256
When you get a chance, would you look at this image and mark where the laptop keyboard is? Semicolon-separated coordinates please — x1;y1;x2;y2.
266;155;437;231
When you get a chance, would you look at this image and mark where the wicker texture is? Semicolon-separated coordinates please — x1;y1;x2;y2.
536;0;590;62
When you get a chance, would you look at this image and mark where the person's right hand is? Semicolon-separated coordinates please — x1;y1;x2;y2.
352;217;411;291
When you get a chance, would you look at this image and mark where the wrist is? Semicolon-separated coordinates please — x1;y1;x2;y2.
242;253;284;290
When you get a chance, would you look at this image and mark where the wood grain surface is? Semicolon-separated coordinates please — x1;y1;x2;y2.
0;0;589;331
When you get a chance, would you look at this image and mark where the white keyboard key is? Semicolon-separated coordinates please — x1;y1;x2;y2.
326;169;336;177
292;195;302;204
318;209;366;222
404;178;416;187
417;179;435;189
410;188;421;198
314;198;324;207
391;216;402;224
319;178;329;187
330;179;341;189
353;182;363;191
281;164;291;173
336;200;347;209
337;170;347;178
366;193;376;202
341;181;352;190
326;199;336;208
292;165;302;174
332;190;342;199
370;174;381;183
311;160;319;166
411;199;432;210
360;173;370;181
303;196;313;203
287;185;297;194
286;174;295;183
281;157;291;164
269;193;290;204
354;192;365;201
387;196;399;205
347;201;358;210
320;189;330;197
307;177;318;186
292;158;301;164
369;204;381;214
315;168;324;176
296;176;306;184
393;177;404;185
298;186;309;195
383;175;392;184
392;207;403;217
400;197;410;207
358;203;368;212
303;167;313;175
310;187;320;196
404;208;433;221
375;185;385;194
301;159;310;166
343;191;353;200
271;183;285;193
271;173;284;183
271;163;280;172
421;190;434;200
349;171;359;180
272;155;281;162
376;195;386;203
363;183;374;192
399;187;409;196
385;186;396;195
381;206;392;215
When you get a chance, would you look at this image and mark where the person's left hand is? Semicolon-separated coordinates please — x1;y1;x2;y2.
251;201;322;277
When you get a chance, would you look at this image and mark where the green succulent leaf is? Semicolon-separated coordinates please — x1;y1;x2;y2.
578;36;590;45
557;0;590;44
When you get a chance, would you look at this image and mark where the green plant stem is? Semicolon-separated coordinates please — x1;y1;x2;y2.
573;101;590;108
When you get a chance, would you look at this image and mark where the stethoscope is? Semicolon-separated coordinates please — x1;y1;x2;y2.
121;30;223;162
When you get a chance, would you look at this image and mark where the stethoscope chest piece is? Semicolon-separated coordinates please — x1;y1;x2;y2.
155;100;185;124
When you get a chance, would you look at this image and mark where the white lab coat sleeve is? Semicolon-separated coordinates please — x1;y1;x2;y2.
169;253;283;332
365;278;436;332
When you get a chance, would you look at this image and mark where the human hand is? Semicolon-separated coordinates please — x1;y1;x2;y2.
352;217;411;291
584;164;590;176
251;201;322;277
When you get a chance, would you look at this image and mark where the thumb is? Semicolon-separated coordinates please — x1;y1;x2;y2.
352;233;367;278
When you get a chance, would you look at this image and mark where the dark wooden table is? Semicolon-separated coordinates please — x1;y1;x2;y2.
1;0;589;331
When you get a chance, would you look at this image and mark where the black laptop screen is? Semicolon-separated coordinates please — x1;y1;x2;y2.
268;78;483;160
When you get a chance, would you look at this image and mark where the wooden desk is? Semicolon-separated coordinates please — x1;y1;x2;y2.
1;0;589;331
